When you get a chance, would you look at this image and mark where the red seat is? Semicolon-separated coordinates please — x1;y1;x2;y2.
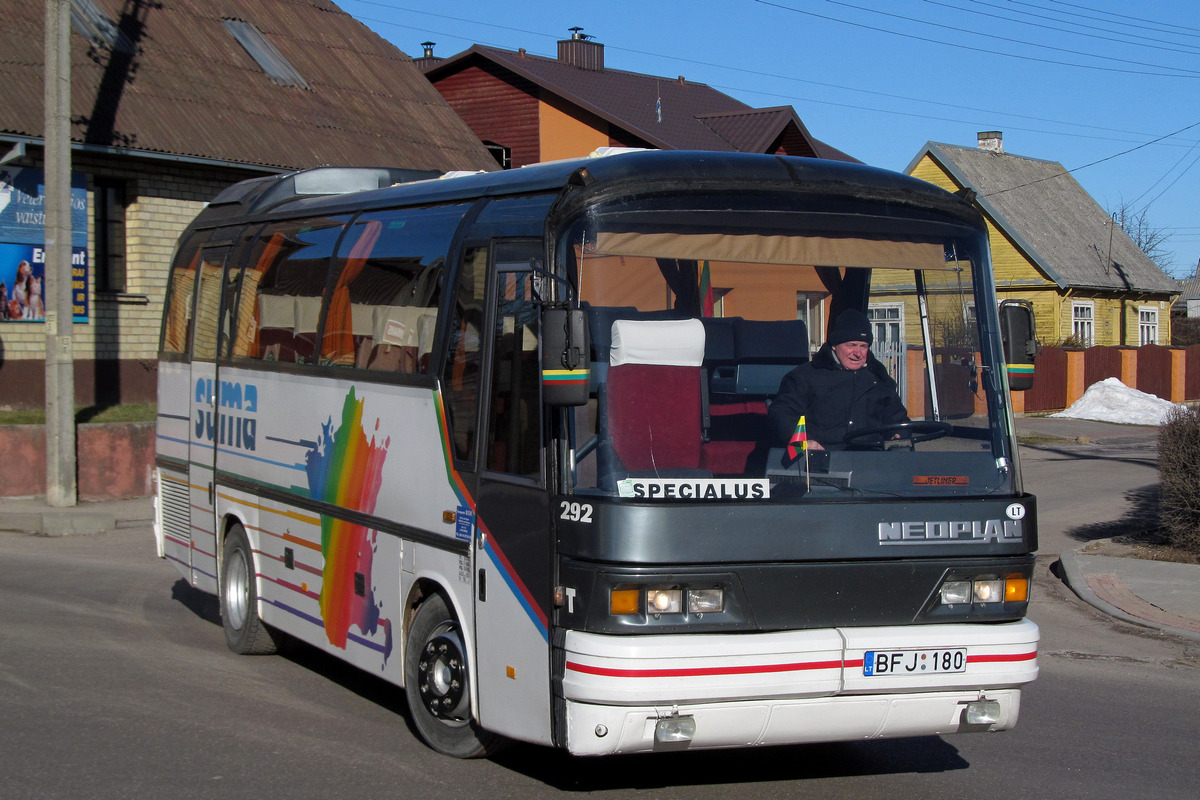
606;319;706;473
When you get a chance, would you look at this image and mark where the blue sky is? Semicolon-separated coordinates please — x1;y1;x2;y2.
342;0;1200;278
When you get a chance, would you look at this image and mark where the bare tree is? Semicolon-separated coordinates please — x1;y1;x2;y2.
1109;200;1175;274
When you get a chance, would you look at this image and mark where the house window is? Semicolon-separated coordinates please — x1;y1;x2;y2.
484;141;511;170
796;291;827;351
1072;301;1094;346
94;178;128;293
223;19;309;89
868;303;906;386
1139;306;1159;346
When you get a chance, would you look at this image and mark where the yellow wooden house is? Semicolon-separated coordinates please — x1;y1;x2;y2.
906;133;1178;347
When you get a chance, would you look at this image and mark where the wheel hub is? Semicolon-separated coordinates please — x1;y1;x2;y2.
417;628;468;723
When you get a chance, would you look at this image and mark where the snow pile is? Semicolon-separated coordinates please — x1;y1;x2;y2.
1049;377;1181;426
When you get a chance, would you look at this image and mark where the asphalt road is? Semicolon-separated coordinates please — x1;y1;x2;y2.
1;440;1197;799
1018;436;1161;557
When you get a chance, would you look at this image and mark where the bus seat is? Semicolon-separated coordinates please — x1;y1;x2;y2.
356;306;437;372
699;319;807;474
584;304;688;364
606;318;706;473
730;318;809;396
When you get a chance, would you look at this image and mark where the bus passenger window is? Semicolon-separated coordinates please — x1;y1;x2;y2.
235;217;346;364
322;204;469;373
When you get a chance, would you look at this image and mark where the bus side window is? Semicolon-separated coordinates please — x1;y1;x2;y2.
443;246;487;462
485;244;543;478
321;204;469;372
192;247;228;361
233;217;346;364
161;231;208;355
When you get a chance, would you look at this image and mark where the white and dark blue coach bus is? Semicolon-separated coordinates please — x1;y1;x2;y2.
154;149;1040;758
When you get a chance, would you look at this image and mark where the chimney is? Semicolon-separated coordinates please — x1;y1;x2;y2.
978;131;1004;153
414;41;442;73
558;27;604;71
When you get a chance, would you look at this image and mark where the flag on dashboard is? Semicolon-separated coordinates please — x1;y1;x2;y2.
787;415;807;462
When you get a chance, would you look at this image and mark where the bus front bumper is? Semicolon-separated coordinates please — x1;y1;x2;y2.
561;619;1038;756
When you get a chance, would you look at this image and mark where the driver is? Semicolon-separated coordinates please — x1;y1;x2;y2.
767;308;909;451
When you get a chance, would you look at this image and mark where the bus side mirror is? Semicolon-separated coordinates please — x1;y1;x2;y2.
542;307;591;406
999;299;1039;391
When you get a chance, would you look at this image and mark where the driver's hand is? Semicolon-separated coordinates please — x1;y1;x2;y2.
808;440;826;451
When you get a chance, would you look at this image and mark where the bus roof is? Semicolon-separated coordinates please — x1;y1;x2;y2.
187;150;980;231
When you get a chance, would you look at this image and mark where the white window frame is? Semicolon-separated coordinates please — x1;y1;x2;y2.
796;292;827;352
867;303;906;388
1139;306;1159;346
1072;301;1094;346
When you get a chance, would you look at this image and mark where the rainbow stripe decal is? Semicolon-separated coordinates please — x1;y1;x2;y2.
306;388;393;659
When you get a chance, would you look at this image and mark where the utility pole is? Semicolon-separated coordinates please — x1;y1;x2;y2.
44;0;77;507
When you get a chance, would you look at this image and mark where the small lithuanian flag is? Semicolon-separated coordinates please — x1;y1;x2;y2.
787;415;808;462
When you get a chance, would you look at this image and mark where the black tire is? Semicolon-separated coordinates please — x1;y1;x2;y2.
220;523;279;655
404;593;505;758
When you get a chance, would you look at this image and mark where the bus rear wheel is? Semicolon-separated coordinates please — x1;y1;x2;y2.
220;523;280;655
405;593;504;758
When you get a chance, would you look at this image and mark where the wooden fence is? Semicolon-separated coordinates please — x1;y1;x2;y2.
897;343;1199;416
1013;344;1200;414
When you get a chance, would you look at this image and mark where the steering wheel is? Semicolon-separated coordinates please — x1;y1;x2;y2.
842;420;953;449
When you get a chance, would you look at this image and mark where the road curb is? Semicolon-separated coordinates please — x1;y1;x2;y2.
1058;549;1200;643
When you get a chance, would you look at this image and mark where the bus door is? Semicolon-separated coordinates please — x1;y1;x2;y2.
186;245;229;591
469;241;555;745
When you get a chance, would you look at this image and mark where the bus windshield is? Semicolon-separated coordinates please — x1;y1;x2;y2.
561;195;1014;502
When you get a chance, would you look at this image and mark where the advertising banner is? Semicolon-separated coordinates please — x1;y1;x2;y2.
0;167;89;323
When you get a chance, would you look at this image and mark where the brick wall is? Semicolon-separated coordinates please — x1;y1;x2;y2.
0;153;266;408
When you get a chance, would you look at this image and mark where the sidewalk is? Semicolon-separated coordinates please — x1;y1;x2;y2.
1014;414;1200;642
2;417;1197;642
0;495;153;536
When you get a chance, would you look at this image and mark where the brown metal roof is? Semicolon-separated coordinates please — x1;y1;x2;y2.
425;44;857;162
0;0;498;172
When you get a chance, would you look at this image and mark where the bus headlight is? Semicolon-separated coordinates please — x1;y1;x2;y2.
940;581;972;605
973;579;1005;603
647;588;682;614
688;588;724;614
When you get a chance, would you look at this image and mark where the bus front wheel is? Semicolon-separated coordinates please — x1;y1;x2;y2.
220;523;280;655
404;593;504;758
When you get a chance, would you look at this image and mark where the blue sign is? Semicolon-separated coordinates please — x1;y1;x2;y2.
0;167;88;322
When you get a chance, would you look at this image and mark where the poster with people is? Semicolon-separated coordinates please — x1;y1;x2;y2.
0;166;89;323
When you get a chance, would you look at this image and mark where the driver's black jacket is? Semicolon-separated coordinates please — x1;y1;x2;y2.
767;343;909;450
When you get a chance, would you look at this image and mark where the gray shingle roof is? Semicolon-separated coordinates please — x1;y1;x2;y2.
908;142;1177;293
0;0;497;172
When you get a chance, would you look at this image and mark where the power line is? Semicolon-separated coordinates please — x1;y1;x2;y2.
942;0;1200;57
1038;0;1200;38
808;0;1200;76
345;1;1200;150
982;120;1200;198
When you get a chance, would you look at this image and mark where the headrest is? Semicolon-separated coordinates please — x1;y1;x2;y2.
610;318;705;367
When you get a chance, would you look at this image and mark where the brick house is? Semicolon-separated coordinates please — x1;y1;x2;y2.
417;31;856;169
0;0;496;409
907;133;1178;347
